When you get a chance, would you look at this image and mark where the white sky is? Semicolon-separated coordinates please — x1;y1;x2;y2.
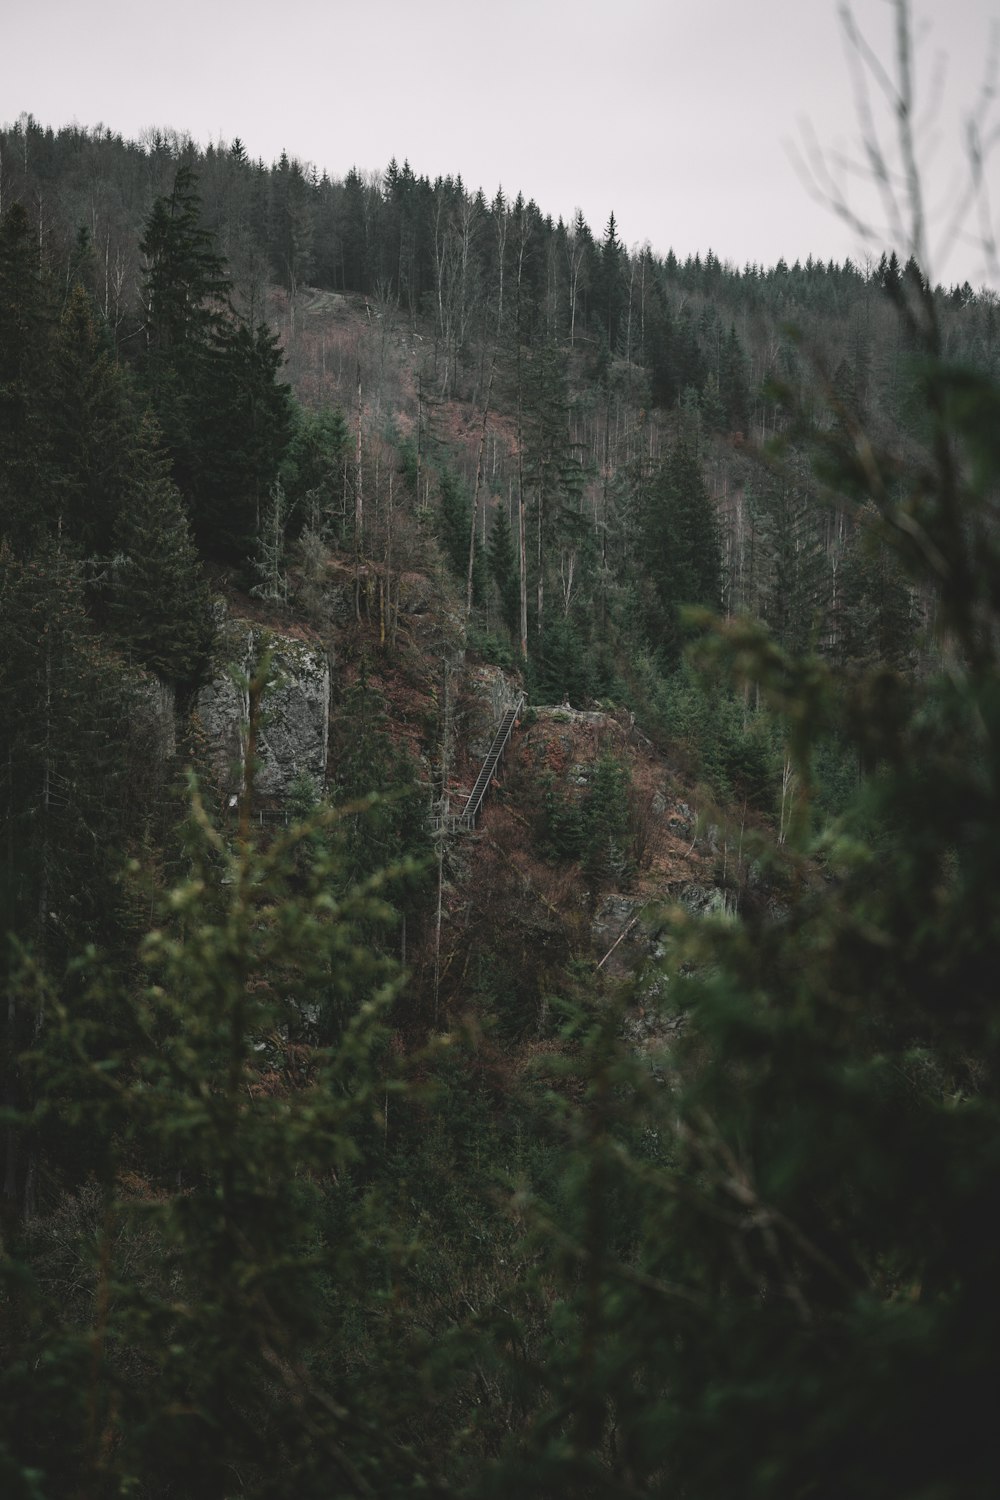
4;0;999;286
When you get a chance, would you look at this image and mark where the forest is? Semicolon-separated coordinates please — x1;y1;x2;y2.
2;28;1000;1497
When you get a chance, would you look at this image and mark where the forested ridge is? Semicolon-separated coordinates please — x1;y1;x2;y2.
2;76;1000;1500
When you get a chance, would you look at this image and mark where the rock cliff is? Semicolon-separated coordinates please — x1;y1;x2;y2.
195;620;330;799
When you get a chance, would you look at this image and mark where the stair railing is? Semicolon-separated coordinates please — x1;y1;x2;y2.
430;694;525;835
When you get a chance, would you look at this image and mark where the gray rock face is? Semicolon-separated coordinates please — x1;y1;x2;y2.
592;894;653;978
592;892;645;945
195;662;246;793
590;893;682;1051
464;664;525;759
533;705;626;730
677;883;733;918
195;623;330;799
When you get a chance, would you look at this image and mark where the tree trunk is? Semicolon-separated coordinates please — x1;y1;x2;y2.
466;352;497;617
354;355;363;621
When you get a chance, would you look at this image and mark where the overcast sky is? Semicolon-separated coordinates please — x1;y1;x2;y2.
4;0;998;285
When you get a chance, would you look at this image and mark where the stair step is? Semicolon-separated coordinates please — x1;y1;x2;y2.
433;695;525;834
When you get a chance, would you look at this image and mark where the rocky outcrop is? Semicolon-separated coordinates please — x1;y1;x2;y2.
533;705;628;732
592;893;650;977
195;621;330;799
592;880;735;1046
527;705;632;766
463;664;525;759
677;883;734;918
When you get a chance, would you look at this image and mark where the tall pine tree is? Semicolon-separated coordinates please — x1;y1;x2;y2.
110;418;214;685
0;202;55;555
641;438;721;662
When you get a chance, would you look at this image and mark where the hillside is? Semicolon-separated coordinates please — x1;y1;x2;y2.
2;102;1000;1500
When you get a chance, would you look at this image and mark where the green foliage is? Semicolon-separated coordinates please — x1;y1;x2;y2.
280;401;349;536
493;250;1000;1500
48;285;137;556
487;503;520;637
538;770;585;862
0;202;55;555
192;318;293;563
328;668;431;923
641;439;721;663
539;750;632;888
109;418;214;684
269;151;314;295
521;341;587;588
753;475;832;655
1;766;430;1496
0;543;145;966
526;609;596;706
249;477;291;606
580;751;632;886
5;61;1000;1500
652;658;776;808
437;466;469;579
718;322;750;431
486;627;1000;1500
140;168;293;564
836;503;915;671
466;621;520;671
140;164;230;359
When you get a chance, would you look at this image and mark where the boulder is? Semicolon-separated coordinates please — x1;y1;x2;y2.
677;883;734;918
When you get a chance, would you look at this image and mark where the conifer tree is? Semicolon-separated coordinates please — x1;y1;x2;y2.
192;318;293;561
757;477;832;655
281;402;349;536
339;167;370;291
835;503;914;673
437;468;469;580
268;151;315;298
521;339;585;634
0;202;55;554
718;323;750;431
1;715;431;1496
109;418;214;685
488;503;520;638
485;271;1000;1500
595;211;625;353
141;164;230;361
641;438;721;661
249;478;291;606
139;166;232;507
140;167;293;564
48;284;137;556
581;750;631;887
0;543;138;966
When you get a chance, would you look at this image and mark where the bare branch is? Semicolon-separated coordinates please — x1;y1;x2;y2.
797;1;1000;285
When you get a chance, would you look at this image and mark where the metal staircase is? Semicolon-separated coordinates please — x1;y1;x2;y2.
431;695;525;835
